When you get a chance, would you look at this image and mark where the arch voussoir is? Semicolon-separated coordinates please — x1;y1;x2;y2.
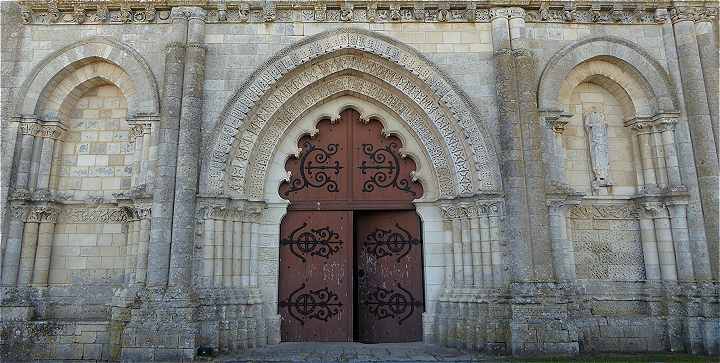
205;28;502;199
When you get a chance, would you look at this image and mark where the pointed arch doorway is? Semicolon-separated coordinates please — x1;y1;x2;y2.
278;108;425;343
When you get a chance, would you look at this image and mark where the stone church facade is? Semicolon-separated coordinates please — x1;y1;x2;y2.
0;0;718;361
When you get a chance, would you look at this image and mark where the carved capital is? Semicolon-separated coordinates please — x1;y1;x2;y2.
654;118;677;133
670;7;695;23
38;124;66;140
127;124;147;141
639;201;667;219
73;4;86;24
18;121;41;136
508;7;525;20
490;7;511;21
20;4;32;24
263;3;276;22
127;205;152;221
26;206;60;223
476;200;503;217
170;7;193;21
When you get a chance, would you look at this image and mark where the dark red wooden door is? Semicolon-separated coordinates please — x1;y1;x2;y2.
279;109;424;343
279;211;353;341
356;210;424;343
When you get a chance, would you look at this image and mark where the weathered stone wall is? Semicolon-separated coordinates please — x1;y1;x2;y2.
1;1;718;361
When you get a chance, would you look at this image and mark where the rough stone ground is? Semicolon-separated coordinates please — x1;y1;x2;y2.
213;343;714;363
214;342;495;362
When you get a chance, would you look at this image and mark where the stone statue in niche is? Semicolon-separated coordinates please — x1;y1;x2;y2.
584;108;613;192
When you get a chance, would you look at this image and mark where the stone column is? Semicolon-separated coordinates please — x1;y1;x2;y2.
452;217;464;287
694;12;719;148
541;111;571;187
1;204;27;285
631;121;658;191
129;123;145;188
214;219;225;287
29;206;59;286
658;8;712;281
655;116;683;188
169;7;207;288
17;219;38;285
641;202;676;281
638;204;662;281
491;7;532;281
35;124;64;191
671;8;720;276
469;210;483;287
131;206;151;286
547;198;581;282
509;7;553;280
667;200;694;281
14;120;40;192
460;208;473;286
147;8;189;287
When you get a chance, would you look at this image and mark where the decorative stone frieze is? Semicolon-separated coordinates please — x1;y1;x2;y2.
568;204;639;220
126;205;152;221
59;207;131;224
25;206;60;223
18;1;715;25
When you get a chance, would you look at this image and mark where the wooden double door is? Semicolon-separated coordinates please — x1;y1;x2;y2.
278;109;424;343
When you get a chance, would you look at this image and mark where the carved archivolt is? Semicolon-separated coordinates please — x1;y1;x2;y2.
207;28;501;199
244;74;455;200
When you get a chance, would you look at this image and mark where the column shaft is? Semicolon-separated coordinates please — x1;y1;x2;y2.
695;20;719;148
147;37;187;286
36;137;55;190
460;217;473;286
660;13;712;280
668;204;694;281
201;217;215;287
673;17;720;276
17;221;39;285
214;219;224;287
639;217;661;280
223;219;233;287
1;208;25;285
655;214;677;281
478;214;492;286
31;221;55;286
232;220;243;287
451;218;464;287
169;19;207;286
469;216;483;287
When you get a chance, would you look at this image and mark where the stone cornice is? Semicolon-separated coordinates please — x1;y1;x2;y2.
17;1;717;25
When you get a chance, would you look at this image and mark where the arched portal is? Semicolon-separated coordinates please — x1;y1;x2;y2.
278;107;425;343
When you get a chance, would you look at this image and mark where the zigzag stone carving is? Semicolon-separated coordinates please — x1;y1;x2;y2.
206;28;501;199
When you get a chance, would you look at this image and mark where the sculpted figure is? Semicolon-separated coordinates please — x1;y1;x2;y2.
584;109;612;190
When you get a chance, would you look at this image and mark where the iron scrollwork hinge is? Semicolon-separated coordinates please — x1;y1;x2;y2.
363;223;421;262
280;222;343;262
283;142;343;196
362;283;422;325
279;283;343;325
357;142;417;197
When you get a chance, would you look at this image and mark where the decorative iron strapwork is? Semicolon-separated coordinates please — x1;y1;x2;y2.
279;283;343;325
363;283;422;325
283;141;343;196
357;142;417;197
363;223;421;262
280;222;343;262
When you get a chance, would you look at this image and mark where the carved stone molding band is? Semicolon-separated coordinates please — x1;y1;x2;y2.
20;2;714;25
26;206;60;223
58;207;131;224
